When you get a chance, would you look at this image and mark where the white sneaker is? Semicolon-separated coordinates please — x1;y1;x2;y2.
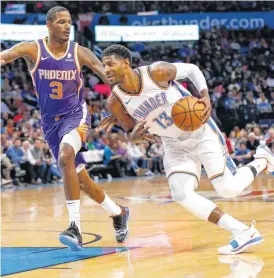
253;145;274;173
218;221;263;255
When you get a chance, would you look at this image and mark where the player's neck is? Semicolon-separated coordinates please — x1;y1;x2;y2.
119;69;141;94
46;36;68;55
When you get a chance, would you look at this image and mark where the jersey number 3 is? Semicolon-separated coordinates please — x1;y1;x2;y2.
49;81;63;99
153;111;173;129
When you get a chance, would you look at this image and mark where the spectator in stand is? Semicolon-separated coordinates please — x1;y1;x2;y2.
234;129;248;150
246;132;260;156
110;137;136;175
86;134;95;150
147;138;165;173
269;91;274;110
93;133;106;150
1;145;25;186
233;126;241;138
231;141;252;167
256;92;272;114
31;139;47;183
126;141;149;171
43;143;62;183
1;113;10;127
6;138;24;167
242;91;258;123
253;126;264;141
0;120;6;134
266;128;274;145
20;121;33;140
21;140;37;184
5;119;15;138
228;130;237;150
222;132;234;154
5;138;36;184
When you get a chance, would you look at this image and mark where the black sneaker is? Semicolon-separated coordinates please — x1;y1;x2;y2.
111;206;130;243
59;222;83;251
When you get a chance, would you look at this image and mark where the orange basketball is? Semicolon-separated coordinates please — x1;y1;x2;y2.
171;96;205;131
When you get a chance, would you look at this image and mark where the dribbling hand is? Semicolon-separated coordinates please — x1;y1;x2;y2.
197;96;212;123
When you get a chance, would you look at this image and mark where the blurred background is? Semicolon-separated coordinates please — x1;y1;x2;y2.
1;1;274;187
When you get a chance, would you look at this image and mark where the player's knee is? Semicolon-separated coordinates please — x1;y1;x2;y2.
170;186;186;202
58;150;74;169
212;178;240;198
169;173;196;202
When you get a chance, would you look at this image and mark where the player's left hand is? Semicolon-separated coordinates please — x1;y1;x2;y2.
129;121;155;143
197;97;212;123
95;115;118;133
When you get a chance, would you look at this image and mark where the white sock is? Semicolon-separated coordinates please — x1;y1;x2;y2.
218;214;248;232
100;194;122;216
247;159;267;175
66;200;81;233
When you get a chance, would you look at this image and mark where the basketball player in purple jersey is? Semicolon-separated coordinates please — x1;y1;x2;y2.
0;7;129;251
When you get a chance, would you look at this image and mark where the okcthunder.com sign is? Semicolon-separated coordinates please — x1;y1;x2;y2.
91;11;273;31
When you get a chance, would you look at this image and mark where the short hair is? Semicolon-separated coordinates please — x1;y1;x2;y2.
46;6;69;22
13;138;21;143
102;44;132;66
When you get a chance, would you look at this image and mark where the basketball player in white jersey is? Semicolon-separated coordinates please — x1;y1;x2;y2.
97;44;274;255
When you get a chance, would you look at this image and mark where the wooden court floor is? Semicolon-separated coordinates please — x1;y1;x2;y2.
1;173;274;277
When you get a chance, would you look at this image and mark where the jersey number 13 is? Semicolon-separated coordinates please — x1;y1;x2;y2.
153;111;173;129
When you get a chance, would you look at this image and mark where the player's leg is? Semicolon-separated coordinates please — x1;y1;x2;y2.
168;172;263;255
199;124;265;254
55;129;84;251
78;167;129;242
201;122;273;198
208;166;264;255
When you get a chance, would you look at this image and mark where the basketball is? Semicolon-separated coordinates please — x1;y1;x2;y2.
171;96;206;131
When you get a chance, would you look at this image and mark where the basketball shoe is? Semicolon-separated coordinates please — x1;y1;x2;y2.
253;145;274;173
59;222;83;251
111;206;130;243
218;221;263;255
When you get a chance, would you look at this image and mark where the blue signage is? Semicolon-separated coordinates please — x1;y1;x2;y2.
90;12;274;30
1;13;46;24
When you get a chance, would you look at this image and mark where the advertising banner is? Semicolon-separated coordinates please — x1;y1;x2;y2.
0;24;75;41
90;12;274;30
95;25;199;42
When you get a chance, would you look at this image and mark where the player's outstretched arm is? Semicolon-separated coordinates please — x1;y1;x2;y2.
78;46;111;87
0;41;37;66
96;94;155;142
150;61;212;123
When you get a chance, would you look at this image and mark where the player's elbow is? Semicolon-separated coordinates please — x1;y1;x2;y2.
188;63;202;74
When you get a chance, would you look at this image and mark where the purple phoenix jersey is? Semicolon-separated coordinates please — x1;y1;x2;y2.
30;38;91;168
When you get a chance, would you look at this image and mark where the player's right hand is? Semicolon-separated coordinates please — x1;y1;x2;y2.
0;59;6;66
129;121;155;143
95;115;118;133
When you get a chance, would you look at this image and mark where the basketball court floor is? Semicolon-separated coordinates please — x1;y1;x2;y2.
1;173;274;277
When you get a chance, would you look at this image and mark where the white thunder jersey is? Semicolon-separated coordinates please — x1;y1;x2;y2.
112;66;191;138
112;65;235;181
